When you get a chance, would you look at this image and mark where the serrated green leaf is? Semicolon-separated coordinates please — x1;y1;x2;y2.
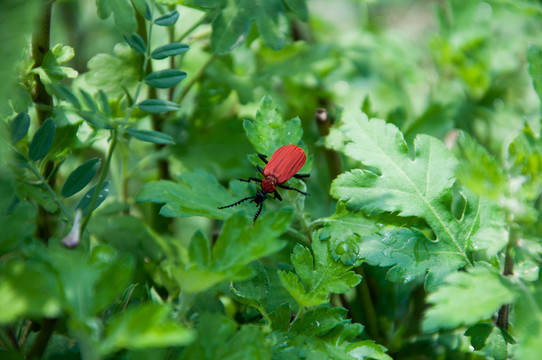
231;261;269;309
137;169;243;219
126;128;174;144
210;0;253;54
243;95;304;155
101;304;195;353
527;44;542;109
61;157;101;198
279;235;361;307
145;69;187;88
188;231;211;267
77;180;111;216
124;33;146;54
29;118;55;161
347;340;393;360
255;0;288;50
422;266;517;332
10;112;30;144
150;43;189;60
168;210;291;293
154;9;179;26
96;0;137;34
290;307;351;336
330;110;485;289
181;313;270;359
138;99;180;113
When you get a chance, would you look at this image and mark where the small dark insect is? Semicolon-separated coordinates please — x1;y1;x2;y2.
218;144;310;222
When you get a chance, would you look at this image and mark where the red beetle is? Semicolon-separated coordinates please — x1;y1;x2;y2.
218;144;310;221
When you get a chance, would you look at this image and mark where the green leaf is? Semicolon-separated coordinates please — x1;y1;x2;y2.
126;128;174;144
154;9;179;26
80;89;98;112
29;118;55;161
422;266;517;332
255;0;288;50
77;180;111;215
210;0;253;54
0;259;62;324
0;190;36;255
102;304;195;354
137;99;180;113
231;261;269;310
145;69;187;88
150;43;189;60
80;111;112;130
168;210;291;293
465;323;494;350
52;84;81;109
61;157;101;198
36;44;78;82
181;313;270;359
243;95;304;155
283;0;308;21
456;132;507;200
330;110;485;289
124;33;146;54
278;234;361;307
136;169;242;219
85;44;139;97
97;89;111;117
527;44;542;109
96;0;137;34
10;112;30;144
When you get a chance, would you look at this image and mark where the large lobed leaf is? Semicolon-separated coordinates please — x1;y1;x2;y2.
329;110;487;289
166;210;292;293
279;232;361;307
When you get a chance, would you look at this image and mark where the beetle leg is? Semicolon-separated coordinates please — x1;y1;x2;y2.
258;153;268;164
274;191;282;201
238;177;262;183
257;164;264;175
218;196;256;209
294;173;310;179
253;202;263;222
278;184;309;196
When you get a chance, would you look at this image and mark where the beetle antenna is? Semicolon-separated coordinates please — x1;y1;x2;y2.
253;202;263;222
218;196;255;209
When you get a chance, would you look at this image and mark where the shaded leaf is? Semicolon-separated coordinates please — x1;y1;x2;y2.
210;0;253;54
145;69;187;88
29;118;55;161
151;43;189;60
61;157;101;198
10;112;30;144
154;9;179;26
77;180;111;216
96;0;137;34
138;99;180;113
124;33;146;54
126;128;174;144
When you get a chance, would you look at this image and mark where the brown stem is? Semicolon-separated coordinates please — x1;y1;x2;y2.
496;225;518;329
32;0;56;244
315;108;342;181
31;0;55;125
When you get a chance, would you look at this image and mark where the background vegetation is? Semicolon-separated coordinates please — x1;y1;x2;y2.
2;0;542;359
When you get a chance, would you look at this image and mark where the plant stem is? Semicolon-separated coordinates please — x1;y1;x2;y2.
176;11;215;43
496;222;519;329
315;108;342;181
355;265;381;343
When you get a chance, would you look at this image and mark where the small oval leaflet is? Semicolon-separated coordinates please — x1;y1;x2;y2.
80;89;97;112
127;128;174;145
145;69;187;89
151;43;189;60
61;157;102;198
10;112;30;144
138;99;180;114
29;118;55;161
77;180;111;216
154;10;179;26
124;33;146;54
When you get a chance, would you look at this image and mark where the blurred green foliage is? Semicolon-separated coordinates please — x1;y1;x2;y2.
3;0;542;359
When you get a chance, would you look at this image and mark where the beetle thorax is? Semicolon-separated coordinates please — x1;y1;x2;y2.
261;175;277;193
